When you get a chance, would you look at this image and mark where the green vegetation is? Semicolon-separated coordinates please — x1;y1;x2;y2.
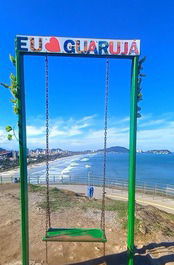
0;55;18;141
31;184;128;215
29;184;174;237
29;184;46;193
29;185;140;232
37;186;78;210
30;184;128;227
80;197;127;219
134;218;142;234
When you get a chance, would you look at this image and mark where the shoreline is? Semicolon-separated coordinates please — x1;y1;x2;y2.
2;153;174;190
0;153;86;178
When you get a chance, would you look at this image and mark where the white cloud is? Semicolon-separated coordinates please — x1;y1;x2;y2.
0;128;18;149
26;125;45;136
49;126;65;137
25;115;96;149
138;119;166;128
79;115;96;122
0;129;7;143
1;113;174;151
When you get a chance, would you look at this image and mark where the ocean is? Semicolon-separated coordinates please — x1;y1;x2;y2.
28;152;174;188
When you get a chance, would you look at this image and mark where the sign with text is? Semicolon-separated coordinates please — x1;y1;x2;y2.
16;36;140;56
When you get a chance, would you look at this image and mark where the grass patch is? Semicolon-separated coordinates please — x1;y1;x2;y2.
29;184;46;193
30;185;128;218
134;218;142;234
29;185;174;238
38;187;78;211
79;197;128;229
80;198;127;216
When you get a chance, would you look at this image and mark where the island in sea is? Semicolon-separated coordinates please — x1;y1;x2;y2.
98;146;172;154
137;149;172;154
97;146;129;153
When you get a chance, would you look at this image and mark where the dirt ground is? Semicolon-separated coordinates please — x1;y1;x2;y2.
1;184;174;265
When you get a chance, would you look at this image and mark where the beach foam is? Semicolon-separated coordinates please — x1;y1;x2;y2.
85;164;91;168
80;158;89;162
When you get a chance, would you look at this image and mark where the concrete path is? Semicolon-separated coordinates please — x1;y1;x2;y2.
51;184;174;214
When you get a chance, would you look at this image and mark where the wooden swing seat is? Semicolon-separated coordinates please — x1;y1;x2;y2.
43;227;107;242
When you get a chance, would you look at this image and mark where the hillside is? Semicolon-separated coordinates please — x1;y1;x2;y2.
1;184;174;265
0;147;6;153
98;146;129;153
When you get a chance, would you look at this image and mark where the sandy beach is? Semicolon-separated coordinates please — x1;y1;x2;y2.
0;154;85;180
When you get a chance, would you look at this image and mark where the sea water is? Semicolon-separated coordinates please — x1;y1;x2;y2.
28;152;174;188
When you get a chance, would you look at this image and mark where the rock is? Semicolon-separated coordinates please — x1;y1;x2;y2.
112;246;121;252
139;224;148;235
69;256;74;261
95;246;101;251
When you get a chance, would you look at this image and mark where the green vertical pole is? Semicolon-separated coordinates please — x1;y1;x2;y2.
127;56;139;265
16;49;29;265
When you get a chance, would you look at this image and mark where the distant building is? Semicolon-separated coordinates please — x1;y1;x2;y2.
12;151;18;160
0;151;12;159
29;148;64;157
146;150;172;155
137;149;143;153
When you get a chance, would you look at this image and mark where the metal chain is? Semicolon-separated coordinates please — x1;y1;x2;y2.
44;56;109;260
45;55;51;264
101;57;109;256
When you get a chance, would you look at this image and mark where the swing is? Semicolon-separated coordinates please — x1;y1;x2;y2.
42;56;109;244
43;228;106;242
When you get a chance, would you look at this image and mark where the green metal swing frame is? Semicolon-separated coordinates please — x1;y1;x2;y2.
16;35;139;265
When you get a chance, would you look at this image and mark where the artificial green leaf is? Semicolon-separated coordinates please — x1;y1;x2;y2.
140;73;146;77
11;81;17;88
138;56;146;65
138;77;142;83
10;73;16;82
9;54;16;66
138;66;143;74
6;126;13;132
0;82;9;88
10;99;17;103
13;105;19;114
137;93;143;101
137;97;143;102
7;134;13;140
11;88;17;98
137;86;142;91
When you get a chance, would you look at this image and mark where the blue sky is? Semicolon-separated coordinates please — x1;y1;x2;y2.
0;0;174;151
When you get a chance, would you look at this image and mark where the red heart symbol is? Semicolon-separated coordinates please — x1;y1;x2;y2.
45;37;60;52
